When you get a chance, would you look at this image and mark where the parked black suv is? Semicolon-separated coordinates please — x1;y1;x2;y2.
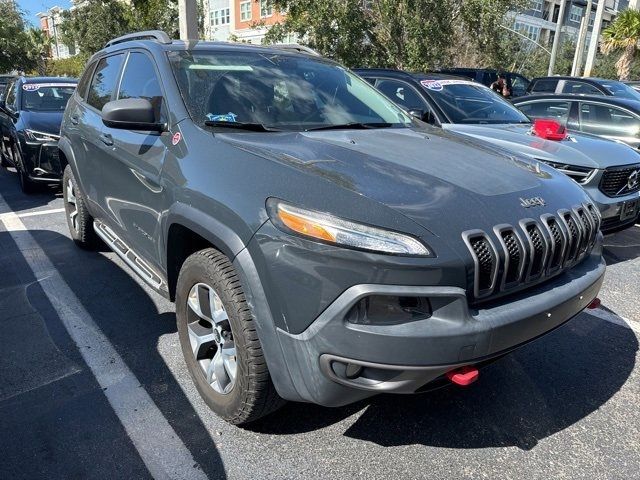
0;76;77;192
527;76;640;101
60;31;606;424
438;68;530;97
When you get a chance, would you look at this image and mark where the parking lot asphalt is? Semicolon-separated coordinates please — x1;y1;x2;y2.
0;165;638;480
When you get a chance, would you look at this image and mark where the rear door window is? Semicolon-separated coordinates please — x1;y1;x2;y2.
529;79;558;93
87;54;125;111
76;61;96;101
518;100;571;123
561;80;603;95
579;102;640;137
509;74;530;97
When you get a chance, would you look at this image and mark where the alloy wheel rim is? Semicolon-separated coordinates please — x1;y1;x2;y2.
66;179;78;232
186;283;237;395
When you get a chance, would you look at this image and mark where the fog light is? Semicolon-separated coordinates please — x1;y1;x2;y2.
345;363;363;379
346;295;431;325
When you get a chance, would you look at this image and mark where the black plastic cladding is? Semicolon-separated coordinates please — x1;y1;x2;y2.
464;203;600;300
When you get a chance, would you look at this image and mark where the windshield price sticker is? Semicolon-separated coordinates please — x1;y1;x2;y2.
420;79;477;90
22;83;77;91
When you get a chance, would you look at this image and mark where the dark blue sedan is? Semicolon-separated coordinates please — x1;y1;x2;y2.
0;76;77;193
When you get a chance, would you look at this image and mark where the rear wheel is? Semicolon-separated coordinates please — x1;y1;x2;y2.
176;248;284;424
63;165;97;249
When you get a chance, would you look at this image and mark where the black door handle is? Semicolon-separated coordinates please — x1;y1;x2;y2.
99;133;113;146
70;115;79;125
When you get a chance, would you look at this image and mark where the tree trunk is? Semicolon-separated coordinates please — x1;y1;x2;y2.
616;44;636;81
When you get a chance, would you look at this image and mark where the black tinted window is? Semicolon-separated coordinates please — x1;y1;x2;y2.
87;54;124;111
5;82;17;110
117;53;164;121
530;79;558;93
580;103;640;136
375;79;427;111
518;100;571;123
76;61;95;100
561;80;602;95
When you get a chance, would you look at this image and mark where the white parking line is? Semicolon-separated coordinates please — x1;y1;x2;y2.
0;197;208;480
0;207;65;222
587;307;640;335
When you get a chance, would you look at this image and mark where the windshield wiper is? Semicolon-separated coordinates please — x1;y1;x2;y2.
304;122;394;132
204;120;280;132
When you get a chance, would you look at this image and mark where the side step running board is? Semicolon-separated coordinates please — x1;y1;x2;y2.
94;220;168;295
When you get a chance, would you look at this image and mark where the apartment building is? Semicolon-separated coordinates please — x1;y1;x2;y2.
512;0;627;46
36;6;76;60
205;0;292;43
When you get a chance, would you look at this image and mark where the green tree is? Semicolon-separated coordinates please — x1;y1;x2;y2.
601;8;640;81
60;0;135;59
264;0;526;70
0;1;33;72
130;0;179;38
26;28;53;75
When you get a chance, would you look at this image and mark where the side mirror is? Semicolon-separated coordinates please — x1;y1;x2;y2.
409;108;435;124
102;98;165;132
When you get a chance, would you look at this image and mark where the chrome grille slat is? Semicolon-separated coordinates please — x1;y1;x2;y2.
465;203;600;300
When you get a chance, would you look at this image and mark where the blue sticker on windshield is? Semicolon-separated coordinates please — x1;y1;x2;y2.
206;112;238;122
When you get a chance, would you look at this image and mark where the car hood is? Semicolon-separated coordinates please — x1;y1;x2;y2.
19;110;63;136
218;127;591;236
444;123;640;169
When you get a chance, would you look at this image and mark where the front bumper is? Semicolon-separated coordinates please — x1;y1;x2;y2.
21;140;63;183
583;177;639;232
275;252;605;407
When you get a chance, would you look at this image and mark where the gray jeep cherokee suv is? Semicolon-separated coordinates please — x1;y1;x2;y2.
59;31;605;424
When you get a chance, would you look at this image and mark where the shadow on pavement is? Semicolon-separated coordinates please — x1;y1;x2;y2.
0;228;227;479
252;311;637;451
603;225;640;266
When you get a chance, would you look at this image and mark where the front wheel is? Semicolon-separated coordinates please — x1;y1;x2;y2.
176;248;284;425
14;147;37;194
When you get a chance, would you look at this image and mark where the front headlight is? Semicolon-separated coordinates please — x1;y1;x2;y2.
268;200;432;256
24;129;59;142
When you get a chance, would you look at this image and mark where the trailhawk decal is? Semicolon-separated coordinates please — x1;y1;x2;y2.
22;83;77;91
420;79;478;91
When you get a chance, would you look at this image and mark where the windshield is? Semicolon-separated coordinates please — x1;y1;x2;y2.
21;83;76;111
419;79;530;124
168;51;413;131
599;80;640;101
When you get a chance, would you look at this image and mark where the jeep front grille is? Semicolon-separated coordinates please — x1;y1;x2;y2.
599;164;640;197
464;202;599;300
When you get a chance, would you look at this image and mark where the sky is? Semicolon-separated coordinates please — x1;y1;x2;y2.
17;0;72;27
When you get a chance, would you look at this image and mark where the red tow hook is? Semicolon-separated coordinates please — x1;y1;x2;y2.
587;298;601;309
446;366;479;387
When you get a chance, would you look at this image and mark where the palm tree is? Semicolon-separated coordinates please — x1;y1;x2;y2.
601;9;640;81
26;28;53;76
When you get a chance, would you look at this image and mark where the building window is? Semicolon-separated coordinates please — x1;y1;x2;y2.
569;5;583;23
240;1;252;21
211;7;230;26
514;21;541;42
260;0;273;18
588;12;595;27
531;0;543;12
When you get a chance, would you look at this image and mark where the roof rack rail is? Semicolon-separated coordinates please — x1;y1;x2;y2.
105;30;171;48
270;43;320;56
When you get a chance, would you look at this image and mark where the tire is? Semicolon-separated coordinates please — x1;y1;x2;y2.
63;165;97;249
14;147;38;194
176;248;284;425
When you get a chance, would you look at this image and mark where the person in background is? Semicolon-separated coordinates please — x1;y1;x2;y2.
490;74;512;98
